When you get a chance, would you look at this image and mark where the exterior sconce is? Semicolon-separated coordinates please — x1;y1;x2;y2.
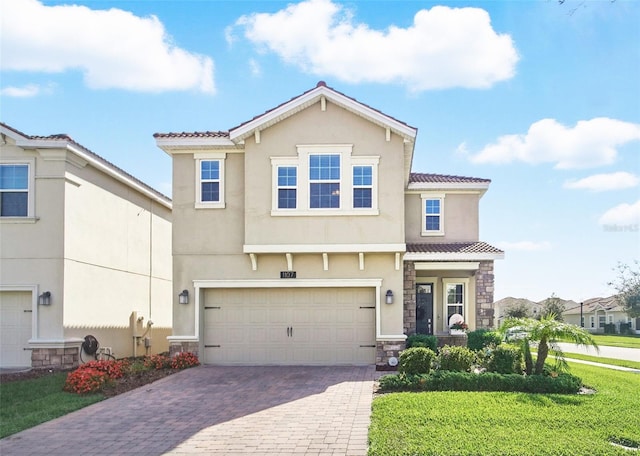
38;291;51;306
179;289;189;304
385;289;394;304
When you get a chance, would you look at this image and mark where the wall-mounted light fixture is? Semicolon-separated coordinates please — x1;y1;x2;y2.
385;289;394;305
179;289;189;304
38;291;51;306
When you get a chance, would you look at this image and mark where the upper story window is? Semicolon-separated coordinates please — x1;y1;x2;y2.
277;166;297;209
421;193;445;236
1;164;29;217
271;145;379;216
195;152;226;209
353;166;372;208
309;154;340;209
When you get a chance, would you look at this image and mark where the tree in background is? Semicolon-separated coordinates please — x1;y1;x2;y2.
504;301;532;319
609;261;640;318
540;293;565;321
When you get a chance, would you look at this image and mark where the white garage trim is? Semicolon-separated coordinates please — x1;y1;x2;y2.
191;278;405;344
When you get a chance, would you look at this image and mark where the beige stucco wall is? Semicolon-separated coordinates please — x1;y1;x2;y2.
1;136;172;358
405;192;480;243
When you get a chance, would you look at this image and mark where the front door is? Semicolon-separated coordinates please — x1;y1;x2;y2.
416;284;434;335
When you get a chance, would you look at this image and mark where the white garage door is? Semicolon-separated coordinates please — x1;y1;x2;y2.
0;291;33;368
203;287;376;365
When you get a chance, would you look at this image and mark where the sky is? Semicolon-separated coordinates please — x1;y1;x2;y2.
1;0;639;303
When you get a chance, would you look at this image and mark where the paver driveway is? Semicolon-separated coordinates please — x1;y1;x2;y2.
0;366;378;456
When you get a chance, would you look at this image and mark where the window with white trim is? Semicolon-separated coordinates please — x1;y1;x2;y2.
353;165;372;208
309;154;340;208
277;166;297;209
599;315;606;328
271;145;378;216
195;153;226;209
1;164;29;217
590;316;595;328
421;193;445;236
443;278;469;331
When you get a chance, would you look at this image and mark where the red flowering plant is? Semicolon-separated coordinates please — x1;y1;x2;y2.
170;352;200;370
143;354;171;370
450;321;469;331
64;359;128;394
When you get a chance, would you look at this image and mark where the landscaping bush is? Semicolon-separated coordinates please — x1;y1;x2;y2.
467;329;502;351
378;371;582;394
143;353;171;370
406;334;438;351
486;344;523;374
436;345;475;372
64;367;112;394
171;352;200;369
398;347;435;375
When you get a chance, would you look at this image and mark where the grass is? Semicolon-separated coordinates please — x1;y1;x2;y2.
0;373;104;438
369;362;640;456
591;334;640;349
553;352;640;370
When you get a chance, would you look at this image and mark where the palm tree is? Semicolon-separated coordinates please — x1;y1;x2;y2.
499;314;598;375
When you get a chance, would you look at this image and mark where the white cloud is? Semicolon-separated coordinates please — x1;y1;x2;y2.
234;0;518;91
249;59;262;77
1;0;215;93
0;84;42;97
496;241;552;252
599;200;640;226
470;118;640;169
564;172;640;192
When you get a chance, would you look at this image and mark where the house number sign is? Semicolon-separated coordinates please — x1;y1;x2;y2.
280;271;297;279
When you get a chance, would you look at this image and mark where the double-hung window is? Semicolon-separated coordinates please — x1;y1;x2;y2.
195;153;226;209
443;279;469;331
309;154;340;209
277;166;297;209
0;164;29;217
353;165;372;208
421;193;445;236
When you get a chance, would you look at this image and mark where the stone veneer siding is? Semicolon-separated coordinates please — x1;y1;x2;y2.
376;340;404;370
32;347;79;369
403;261;417;335
169;341;199;359
475;261;496;329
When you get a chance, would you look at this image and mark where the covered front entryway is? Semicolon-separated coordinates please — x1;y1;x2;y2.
0;290;33;368
203;287;376;365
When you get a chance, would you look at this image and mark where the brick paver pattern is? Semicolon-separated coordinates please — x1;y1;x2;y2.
0;366;377;456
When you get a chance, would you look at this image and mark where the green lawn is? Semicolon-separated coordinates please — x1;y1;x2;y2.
591;334;640;349
369;363;640;456
554;352;640;370
0;373;104;439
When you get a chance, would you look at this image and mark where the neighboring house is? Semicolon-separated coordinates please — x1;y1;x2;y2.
493;297;542;326
564;296;639;334
0;123;172;369
155;82;504;369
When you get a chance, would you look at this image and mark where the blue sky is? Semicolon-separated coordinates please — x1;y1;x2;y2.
2;0;638;302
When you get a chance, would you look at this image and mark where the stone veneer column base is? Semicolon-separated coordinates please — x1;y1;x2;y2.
376;340;406;371
169;341;199;359
31;346;80;369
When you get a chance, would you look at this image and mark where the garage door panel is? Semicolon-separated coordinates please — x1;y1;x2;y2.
203;287;375;365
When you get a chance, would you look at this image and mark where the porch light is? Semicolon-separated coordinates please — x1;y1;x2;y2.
38;291;51;306
179;289;189;304
385;289;394;305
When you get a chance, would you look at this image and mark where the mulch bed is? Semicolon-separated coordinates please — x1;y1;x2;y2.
0;367;179;398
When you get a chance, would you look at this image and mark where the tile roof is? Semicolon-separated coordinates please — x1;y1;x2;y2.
153;130;229;139
409;173;491;184
563;295;624;314
1;122;171;204
230;81;417;134
406;242;504;255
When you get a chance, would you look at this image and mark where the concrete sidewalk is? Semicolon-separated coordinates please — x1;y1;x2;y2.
1;366;378;456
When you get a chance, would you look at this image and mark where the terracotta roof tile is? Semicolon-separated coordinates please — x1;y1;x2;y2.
409;173;491;184
407;242;504;255
153;130;229;139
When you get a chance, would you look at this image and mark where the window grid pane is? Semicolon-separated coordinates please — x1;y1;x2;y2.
353;188;372;208
278;189;297;208
310;154;340;181
0;192;28;216
201;161;219;180
425;199;440;215
310;183;340;208
425;215;440;231
278;167;297;187
201;182;219;202
0;165;28;190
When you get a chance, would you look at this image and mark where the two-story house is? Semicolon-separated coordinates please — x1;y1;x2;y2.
155;82;503;369
0;123;172;369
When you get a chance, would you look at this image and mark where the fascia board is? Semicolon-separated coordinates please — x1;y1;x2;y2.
404;252;505;261
230;86;417;142
406;182;490;192
243;243;406;254
155;137;236;150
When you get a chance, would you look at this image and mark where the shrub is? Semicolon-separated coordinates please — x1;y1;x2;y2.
436;345;475;372
64;368;110;394
398;347;435;375
378;371;582;394
79;360;128;379
486;344;523;374
467;329;502;351
144;354;171;370
171;352;200;369
406;334;438;351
